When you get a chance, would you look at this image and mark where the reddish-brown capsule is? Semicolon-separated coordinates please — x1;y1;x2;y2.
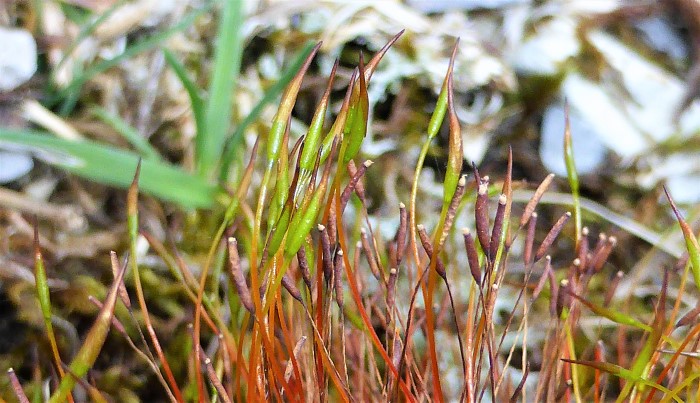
534;212;571;262
318;224;333;283
577;227;590;273
556;279;572;317
281;273;303;303
347;160;367;203
296;246;312;291
417;224;446;278
520;174;555;227
547;263;558;318
360;228;382;282
531;255;552;301
333;249;344;309
463;228;481;285
523;212;537;266
395;202;408;266
489;194;508;260
590;236;616;273
340;160;373;212
440;175;467;246
227;238;254;315
474;180;491;258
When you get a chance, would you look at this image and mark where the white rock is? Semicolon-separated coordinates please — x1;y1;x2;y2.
539;103;606;176
0;151;33;183
0;27;37;91
510;17;580;76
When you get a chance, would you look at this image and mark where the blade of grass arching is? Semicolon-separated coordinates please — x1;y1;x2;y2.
54;4;211;114
560;360;681;402
563;101;582;246
47;247;128;403
33;224;72;402
163;49;205;145
567;291;652;332
197;0;244;179
90;106;162;160
0;129;218;208
219;41;316;182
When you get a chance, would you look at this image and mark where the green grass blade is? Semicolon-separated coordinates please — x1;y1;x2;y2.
55;4;211;114
568;291;652;332
90;106;161;160
163;49;205;144
0;129;218;208
562;359;680;402
197;0;244;179
219;41;316;182
563;101;582;245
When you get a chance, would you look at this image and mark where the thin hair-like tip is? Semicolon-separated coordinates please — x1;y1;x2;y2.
498;194;507;204
478;183;488;194
318;224;326;231
399;202;405;209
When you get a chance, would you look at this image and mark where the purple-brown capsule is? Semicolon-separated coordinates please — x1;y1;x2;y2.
534;212;571;262
462;228;481;285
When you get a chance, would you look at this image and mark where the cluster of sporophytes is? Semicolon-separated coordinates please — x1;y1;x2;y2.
9;30;700;402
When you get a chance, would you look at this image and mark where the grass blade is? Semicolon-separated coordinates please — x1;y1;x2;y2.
197;0;244;178
563;101;582;245
54;4;211;114
90;106;161;160
664;186;700;290
33;224;70;399
219;41;316;182
0;129;218;208
163;48;205;145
